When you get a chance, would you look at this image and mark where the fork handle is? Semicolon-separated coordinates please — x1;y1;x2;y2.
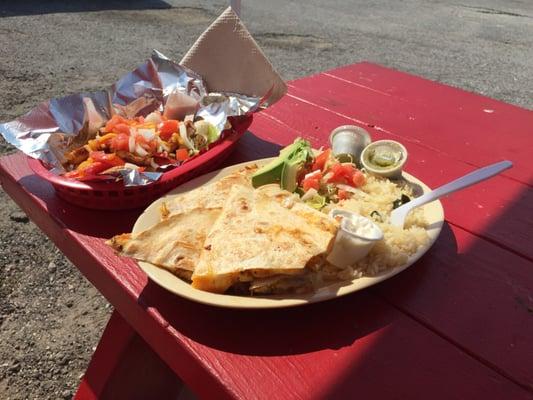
406;160;513;210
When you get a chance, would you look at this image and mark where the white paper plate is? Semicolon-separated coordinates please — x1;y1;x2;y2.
133;159;444;309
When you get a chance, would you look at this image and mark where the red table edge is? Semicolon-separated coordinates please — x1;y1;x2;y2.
74;310;184;400
0;161;237;400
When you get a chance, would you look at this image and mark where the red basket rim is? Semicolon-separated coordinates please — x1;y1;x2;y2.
28;115;253;191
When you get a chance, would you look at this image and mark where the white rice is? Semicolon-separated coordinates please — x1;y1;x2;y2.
323;174;429;277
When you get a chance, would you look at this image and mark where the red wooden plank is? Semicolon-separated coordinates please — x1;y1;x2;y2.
75;311;183;400
260;96;533;261
375;224;533;390
326;62;530;117
251;112;533;390
1;152;532;399
286;66;533;185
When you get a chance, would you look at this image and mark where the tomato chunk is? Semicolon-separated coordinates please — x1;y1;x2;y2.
104;115;127;132
90;151;125;167
312;149;331;171
352;169;366;187
327;163;355;185
158;120;179;141
338;189;349;200
113;123;131;135
302;170;322;192
175;148;189;161
110;134;130;152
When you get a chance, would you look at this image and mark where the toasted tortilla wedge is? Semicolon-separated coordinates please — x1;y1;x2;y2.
160;164;258;218
107;208;221;278
191;185;339;293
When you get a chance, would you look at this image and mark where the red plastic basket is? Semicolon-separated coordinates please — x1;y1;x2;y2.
28;115;252;210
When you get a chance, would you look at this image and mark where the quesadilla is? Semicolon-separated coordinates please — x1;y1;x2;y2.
108;166;257;279
160;164;258;218
191;184;339;293
107;207;220;280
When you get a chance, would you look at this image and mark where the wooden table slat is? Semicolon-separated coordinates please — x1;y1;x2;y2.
287;66;533;185
259;96;533;261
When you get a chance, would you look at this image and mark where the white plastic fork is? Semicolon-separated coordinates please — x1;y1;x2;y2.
389;160;513;228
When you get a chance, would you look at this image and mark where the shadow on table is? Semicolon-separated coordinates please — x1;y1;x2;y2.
0;0;171;17
137;224;455;357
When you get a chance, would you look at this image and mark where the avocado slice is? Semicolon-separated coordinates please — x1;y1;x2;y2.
280;158;304;192
251;138;311;188
251;157;285;187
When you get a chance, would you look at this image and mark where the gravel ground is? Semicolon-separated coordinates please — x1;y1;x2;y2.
0;1;532;398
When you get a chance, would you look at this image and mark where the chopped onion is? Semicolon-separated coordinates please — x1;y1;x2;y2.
179;121;195;150
336;183;368;198
144;111;162;125
301;188;318;202
157;141;170;153
135;144;148;157
138;128;156;141
128;136;135;153
323;172;334;181
304;170;322;180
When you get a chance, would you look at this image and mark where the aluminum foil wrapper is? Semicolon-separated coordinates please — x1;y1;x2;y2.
0;50;266;185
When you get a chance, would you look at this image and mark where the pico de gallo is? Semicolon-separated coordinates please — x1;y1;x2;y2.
63;111;219;180
251;138;367;210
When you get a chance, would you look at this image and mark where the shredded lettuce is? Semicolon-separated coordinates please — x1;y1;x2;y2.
305;194;326;210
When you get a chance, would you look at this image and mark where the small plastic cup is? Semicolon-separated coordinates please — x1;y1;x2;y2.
360;140;408;178
327;209;383;268
329;125;372;167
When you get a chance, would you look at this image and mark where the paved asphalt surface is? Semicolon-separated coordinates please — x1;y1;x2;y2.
0;1;531;398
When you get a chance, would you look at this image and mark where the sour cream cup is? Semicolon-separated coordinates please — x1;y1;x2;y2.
327;209;384;268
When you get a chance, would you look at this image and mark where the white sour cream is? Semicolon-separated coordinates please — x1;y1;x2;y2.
327;210;383;268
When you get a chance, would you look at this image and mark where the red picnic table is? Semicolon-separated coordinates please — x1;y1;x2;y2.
1;62;532;399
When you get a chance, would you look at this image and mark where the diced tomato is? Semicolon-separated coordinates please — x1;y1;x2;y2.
302;170;322;191
352;169;366;187
327;163;355;184
110;133;130;152
104;115;127;132
90;151;125;167
327;163;366;187
338;189;349;200
175;148;189;161
66;161;108;179
312;149;331;171
135;134;157;153
158;120;179;141
303;178;320;192
113;123;131;135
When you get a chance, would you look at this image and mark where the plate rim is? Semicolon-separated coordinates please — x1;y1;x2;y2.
133;158;444;309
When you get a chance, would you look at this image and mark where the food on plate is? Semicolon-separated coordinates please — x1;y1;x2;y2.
253;138;429;277
108;137;430;296
108;208;220;280
160;164;258;218
191;184;338;293
63;111;220;180
251;138;313;191
326;209;383;268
